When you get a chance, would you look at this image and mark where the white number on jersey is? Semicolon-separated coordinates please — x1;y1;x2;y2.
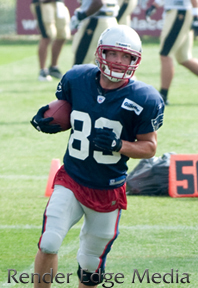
68;110;123;164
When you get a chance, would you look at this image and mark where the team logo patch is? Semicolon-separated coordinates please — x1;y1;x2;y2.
151;113;164;131
56;81;62;93
158;103;163;110
121;98;143;115
97;95;106;104
86;29;93;35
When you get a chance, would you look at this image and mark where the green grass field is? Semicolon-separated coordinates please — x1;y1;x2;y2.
0;37;198;288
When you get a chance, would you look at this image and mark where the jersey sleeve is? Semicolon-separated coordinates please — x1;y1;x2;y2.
135;86;164;135
55;64;97;104
55;72;72;104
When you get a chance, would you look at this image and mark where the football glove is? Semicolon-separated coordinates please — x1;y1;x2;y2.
192;16;198;36
30;105;61;134
70;10;87;32
93;128;122;152
145;5;157;22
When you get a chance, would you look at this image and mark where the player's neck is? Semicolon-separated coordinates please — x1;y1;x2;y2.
100;73;128;90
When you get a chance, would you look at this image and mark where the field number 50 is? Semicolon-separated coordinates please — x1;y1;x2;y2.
169;155;198;197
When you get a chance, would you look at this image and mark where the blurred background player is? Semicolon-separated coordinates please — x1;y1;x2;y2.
31;25;164;288
30;0;71;81
70;0;119;65
116;0;138;26
145;0;198;105
116;0;138;80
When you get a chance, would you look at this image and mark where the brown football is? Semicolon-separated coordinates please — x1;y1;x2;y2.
44;100;71;131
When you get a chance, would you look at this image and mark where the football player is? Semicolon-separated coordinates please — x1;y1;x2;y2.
31;25;164;288
70;0;119;65
145;0;198;104
30;0;71;81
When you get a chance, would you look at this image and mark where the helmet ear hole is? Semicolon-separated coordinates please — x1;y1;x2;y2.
95;25;142;82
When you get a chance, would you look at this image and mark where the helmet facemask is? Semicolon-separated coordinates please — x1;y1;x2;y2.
95;25;142;82
95;45;141;82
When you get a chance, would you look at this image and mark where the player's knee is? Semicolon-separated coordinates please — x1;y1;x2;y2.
77;253;100;273
39;231;62;254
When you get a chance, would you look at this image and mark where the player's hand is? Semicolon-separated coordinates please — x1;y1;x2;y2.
93;128;122;152
70;15;80;32
70;10;87;32
30;105;61;134
192;16;198;36
145;5;157;22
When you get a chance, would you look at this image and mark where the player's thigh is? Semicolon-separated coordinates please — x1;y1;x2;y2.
56;4;71;40
40;3;57;39
174;11;193;63
117;0;138;25
30;3;52;38
175;30;193;63
39;185;84;253
160;9;192;59
159;10;178;55
77;207;121;272
45;185;84;234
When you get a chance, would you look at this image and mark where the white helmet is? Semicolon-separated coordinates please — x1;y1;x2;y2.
95;25;142;82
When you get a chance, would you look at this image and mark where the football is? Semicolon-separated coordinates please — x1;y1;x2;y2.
44;99;72;131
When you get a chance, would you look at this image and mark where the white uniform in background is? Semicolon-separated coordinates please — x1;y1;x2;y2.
116;0;138;26
155;0;192;9
72;0;119;65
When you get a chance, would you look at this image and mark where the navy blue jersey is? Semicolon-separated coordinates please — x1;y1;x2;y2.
55;64;164;189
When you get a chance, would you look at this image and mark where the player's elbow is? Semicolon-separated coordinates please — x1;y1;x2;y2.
136;131;158;159
145;140;157;158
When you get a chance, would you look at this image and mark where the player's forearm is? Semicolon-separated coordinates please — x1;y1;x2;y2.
85;0;103;16
119;139;157;159
191;0;198;8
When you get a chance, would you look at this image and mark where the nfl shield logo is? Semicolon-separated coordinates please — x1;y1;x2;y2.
97;95;105;104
